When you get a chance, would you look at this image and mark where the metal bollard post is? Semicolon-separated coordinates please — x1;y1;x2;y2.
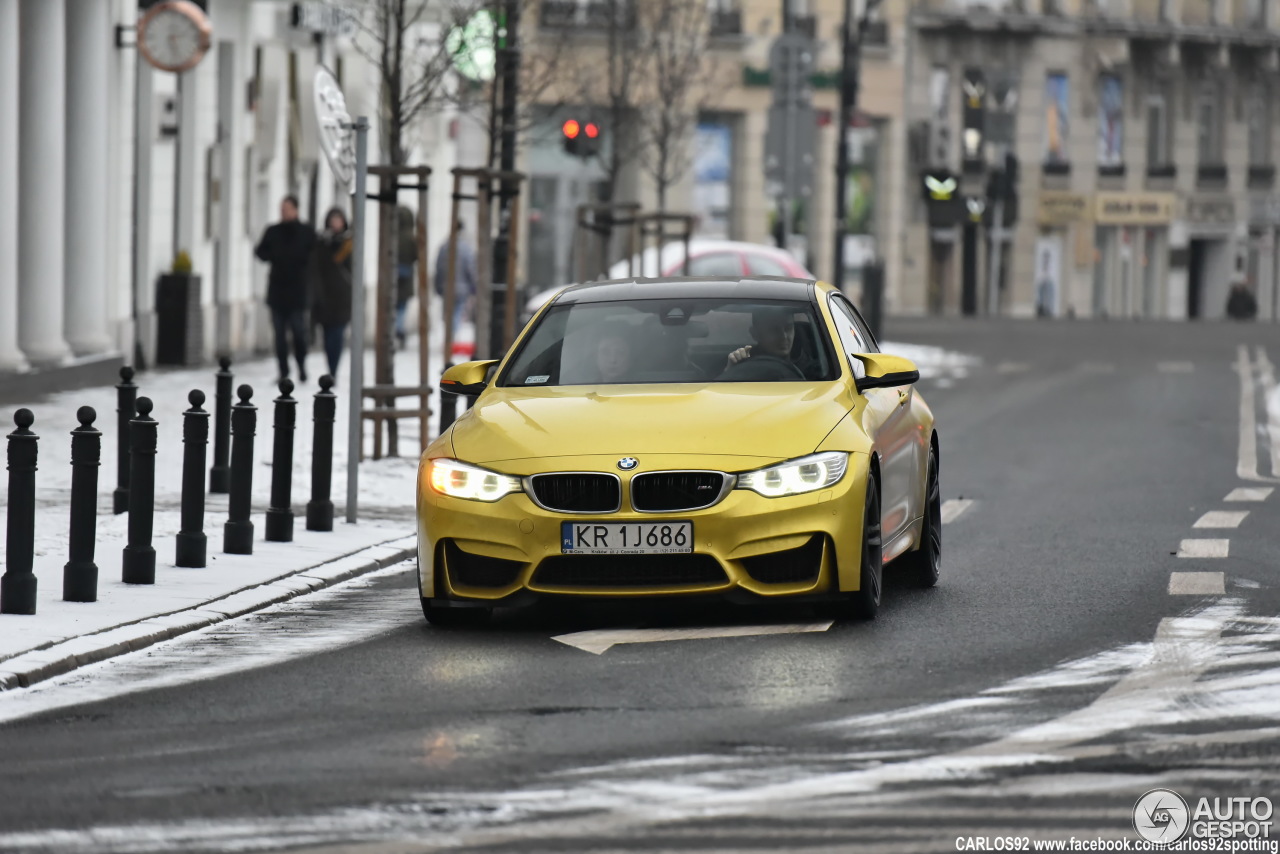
63;407;101;602
265;379;296;543
209;357;232;493
1;409;39;615
305;375;337;532
121;397;158;585
223;385;257;555
112;366;137;514
176;390;209;568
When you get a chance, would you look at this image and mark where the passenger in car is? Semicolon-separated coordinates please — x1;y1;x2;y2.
594;322;634;383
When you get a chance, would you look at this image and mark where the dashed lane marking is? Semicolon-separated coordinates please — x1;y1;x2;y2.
939;498;974;525
1193;510;1249;529
1158;361;1195;373
1177;539;1230;558
1225;487;1273;502
1168;572;1226;595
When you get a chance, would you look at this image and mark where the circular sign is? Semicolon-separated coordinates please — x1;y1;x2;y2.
445;11;497;82
137;0;212;74
313;66;355;188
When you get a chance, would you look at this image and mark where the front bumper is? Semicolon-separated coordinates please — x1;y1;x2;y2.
416;453;869;604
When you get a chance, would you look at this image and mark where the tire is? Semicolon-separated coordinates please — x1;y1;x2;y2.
897;445;940;588
846;475;884;620
421;598;491;627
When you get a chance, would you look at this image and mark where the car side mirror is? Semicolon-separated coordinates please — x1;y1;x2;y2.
439;360;499;397
852;353;921;394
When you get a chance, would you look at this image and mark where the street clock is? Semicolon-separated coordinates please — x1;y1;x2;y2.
137;0;212;74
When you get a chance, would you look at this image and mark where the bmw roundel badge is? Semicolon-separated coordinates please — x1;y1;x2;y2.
617;457;639;471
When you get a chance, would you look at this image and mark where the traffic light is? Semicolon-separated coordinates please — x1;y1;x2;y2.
562;118;601;158
920;168;963;228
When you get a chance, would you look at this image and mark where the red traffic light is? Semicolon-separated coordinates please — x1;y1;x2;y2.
584;122;599;139
562;119;580;139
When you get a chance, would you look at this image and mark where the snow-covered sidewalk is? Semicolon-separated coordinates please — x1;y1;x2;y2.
0;334;450;690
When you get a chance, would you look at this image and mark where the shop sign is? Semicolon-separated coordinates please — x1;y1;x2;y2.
291;2;358;36
1185;195;1236;225
1095;192;1175;225
1038;191;1090;225
1249;197;1280;225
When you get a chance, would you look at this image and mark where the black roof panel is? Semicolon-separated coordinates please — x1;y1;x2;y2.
553;277;816;305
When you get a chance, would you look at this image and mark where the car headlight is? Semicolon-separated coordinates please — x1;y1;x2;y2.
427;458;522;502
736;452;849;498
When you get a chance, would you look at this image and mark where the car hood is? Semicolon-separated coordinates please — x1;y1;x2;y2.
450;382;857;464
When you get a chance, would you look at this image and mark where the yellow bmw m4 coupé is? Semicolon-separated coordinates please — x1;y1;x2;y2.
416;277;940;626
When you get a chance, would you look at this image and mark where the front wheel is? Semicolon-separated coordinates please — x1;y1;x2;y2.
897;445;940;588
819;475;883;622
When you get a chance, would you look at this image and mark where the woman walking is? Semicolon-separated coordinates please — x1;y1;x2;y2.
310;207;354;381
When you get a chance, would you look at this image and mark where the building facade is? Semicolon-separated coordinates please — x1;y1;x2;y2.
902;0;1280;320
0;0;474;393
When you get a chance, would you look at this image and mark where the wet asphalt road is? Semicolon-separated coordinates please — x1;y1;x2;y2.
1;318;1279;852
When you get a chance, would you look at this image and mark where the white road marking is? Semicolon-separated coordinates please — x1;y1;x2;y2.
1168;572;1226;595
939;498;974;524
1235;345;1279;483
551;621;834;655
1258;346;1280;479
1225;487;1273;502
1158;361;1195;373
1193;510;1249;529
1177;538;1230;558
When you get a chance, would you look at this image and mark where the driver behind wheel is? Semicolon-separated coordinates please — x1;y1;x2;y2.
724;306;797;371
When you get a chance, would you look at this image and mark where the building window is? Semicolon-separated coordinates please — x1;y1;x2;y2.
1248;82;1271;166
706;0;742;36
1098;74;1124;172
1197;84;1224;165
1145;91;1169;169
1043;72;1071;172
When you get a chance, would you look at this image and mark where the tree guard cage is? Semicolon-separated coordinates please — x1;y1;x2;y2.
361;165;432;460
442;166;526;368
634;212;695;277
574;202;641;282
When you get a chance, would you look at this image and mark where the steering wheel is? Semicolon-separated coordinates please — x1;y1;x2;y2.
720;352;806;381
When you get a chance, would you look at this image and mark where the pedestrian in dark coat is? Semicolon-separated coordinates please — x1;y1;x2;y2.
394;205;419;350
310;207;353;379
255;195;317;381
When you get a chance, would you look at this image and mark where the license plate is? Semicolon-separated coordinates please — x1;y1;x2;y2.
560;521;693;555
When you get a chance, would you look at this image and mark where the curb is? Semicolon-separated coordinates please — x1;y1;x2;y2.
0;534;417;692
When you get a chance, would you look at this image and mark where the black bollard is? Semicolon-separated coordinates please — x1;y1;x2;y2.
122;397;158;585
306;375;337;532
63;406;101;602
1;409;39;615
209;356;232;493
265;379;296;543
223;384;257;555
176;390;209;568
112;366;137;514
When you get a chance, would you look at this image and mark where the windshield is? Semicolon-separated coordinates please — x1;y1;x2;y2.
499;298;838;387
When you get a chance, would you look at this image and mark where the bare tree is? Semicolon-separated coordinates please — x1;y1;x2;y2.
636;0;716;213
348;0;473;164
559;0;651;203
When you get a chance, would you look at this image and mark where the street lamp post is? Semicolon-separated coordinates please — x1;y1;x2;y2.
832;0;880;296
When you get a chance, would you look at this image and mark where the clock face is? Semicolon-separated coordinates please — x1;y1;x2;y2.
138;2;211;73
